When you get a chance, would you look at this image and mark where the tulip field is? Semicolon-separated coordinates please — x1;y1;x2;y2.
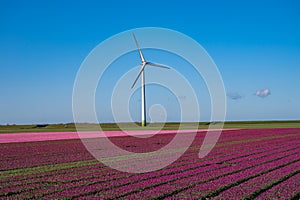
1;128;300;199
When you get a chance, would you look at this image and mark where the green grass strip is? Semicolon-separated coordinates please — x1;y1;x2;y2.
0;159;97;178
1;121;300;133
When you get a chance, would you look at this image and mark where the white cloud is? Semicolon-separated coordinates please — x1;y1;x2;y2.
255;88;271;98
227;92;244;100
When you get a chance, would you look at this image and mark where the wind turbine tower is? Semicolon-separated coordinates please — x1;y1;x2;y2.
131;33;170;126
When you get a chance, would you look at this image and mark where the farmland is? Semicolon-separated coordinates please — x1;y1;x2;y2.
0;127;300;199
1;120;300;133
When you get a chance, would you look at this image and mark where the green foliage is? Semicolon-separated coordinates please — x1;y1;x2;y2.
0;120;299;133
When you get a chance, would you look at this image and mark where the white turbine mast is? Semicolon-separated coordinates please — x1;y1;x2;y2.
131;33;170;126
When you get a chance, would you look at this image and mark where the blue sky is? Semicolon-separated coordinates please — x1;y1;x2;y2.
0;0;300;124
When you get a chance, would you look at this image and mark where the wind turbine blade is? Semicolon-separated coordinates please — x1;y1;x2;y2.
147;62;170;69
131;64;146;88
132;33;145;62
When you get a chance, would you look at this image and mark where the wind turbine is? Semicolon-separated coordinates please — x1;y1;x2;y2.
131;33;170;127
